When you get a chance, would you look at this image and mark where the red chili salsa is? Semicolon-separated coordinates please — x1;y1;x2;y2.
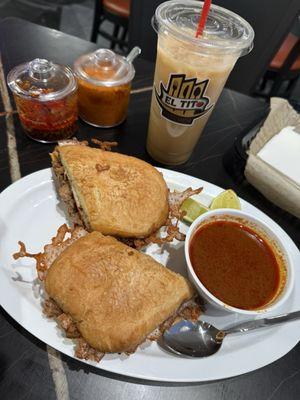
14;83;78;142
189;220;281;310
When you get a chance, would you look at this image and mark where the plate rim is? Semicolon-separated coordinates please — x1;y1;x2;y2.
0;167;299;383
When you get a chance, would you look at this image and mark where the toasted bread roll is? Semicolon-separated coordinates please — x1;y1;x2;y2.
45;232;194;353
51;145;169;238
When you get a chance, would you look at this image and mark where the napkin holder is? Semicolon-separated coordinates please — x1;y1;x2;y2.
244;98;300;219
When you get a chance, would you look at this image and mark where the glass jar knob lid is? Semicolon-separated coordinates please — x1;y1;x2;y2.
7;58;77;101
28;58;55;81
93;49;117;70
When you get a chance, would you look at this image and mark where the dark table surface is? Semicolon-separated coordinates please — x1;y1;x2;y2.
0;17;299;400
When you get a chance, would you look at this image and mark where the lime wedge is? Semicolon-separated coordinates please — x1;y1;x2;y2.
210;189;241;210
180;198;209;224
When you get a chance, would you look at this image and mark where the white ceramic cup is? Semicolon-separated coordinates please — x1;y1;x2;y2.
184;209;294;316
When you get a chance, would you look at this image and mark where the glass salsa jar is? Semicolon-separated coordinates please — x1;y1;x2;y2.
7;58;78;143
74;49;135;128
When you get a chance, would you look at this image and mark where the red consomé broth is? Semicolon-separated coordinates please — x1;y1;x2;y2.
189;220;281;310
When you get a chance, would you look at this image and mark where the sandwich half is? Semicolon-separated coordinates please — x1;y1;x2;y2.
51;144;169;238
14;225;200;359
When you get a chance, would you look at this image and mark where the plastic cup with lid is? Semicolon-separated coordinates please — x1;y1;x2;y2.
146;0;255;165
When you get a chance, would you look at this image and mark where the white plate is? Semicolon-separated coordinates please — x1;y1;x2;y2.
0;168;299;383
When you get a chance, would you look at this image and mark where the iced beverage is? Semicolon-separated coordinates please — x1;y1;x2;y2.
147;1;254;165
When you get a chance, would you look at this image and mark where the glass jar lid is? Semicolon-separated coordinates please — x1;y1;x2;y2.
74;48;135;87
153;0;254;56
7;58;77;101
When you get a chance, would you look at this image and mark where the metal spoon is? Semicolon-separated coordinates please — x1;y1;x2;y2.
159;310;300;357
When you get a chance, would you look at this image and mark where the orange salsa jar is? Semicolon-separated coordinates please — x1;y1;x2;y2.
74;49;135;128
7;59;78;143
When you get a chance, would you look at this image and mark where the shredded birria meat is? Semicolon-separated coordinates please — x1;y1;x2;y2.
12;224;105;362
43;298;62;318
42;298;103;361
132;187;203;249
57;138;118;152
51;139;118;228
91;138;118;151
75;338;104;362
13;224;87;280
13;220;201;362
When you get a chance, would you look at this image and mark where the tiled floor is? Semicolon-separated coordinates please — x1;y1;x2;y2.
0;0;113;47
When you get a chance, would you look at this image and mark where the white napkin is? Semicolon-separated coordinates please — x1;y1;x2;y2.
257;126;300;186
245;98;300;218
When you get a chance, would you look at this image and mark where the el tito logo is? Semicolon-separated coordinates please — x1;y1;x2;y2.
155;73;214;125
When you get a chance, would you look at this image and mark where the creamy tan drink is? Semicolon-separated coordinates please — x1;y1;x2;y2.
147;1;254;165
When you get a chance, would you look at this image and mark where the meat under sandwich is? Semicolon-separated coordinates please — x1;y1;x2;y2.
50;141;202;244
14;225;200;360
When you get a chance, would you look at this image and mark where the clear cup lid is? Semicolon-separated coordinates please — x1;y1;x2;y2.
153;0;255;56
7;58;77;101
74;48;135;87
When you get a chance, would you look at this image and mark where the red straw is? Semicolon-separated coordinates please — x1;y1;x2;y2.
195;0;212;38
